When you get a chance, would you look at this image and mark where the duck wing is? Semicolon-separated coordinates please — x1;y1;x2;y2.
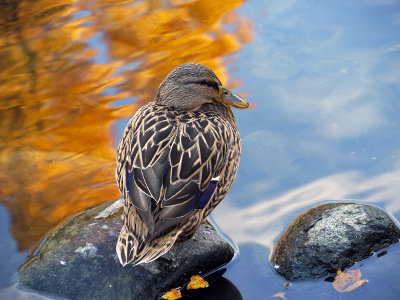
116;104;228;236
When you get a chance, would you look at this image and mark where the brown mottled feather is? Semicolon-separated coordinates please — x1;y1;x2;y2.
116;63;244;266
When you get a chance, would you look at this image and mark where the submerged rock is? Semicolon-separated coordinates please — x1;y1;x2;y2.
271;203;400;280
18;200;235;299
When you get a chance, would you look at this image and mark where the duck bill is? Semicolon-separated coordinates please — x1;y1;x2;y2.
218;86;249;108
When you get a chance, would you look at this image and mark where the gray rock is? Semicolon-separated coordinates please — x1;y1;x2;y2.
18;200;235;299
271;203;400;280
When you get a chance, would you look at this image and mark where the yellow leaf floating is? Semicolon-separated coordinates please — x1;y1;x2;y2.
270;291;287;300
332;269;367;293
187;275;209;290
161;288;182;300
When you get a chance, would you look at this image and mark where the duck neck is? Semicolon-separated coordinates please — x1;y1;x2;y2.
199;102;237;127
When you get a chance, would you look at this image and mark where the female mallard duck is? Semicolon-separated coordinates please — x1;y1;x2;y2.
116;63;248;266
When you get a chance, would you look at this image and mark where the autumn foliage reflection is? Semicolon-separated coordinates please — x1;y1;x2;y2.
0;0;253;251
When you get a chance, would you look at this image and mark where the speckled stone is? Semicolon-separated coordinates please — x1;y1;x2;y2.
18;200;235;299
271;203;400;280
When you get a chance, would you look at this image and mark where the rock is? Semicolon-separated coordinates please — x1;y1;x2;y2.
18;200;235;299
271;203;400;280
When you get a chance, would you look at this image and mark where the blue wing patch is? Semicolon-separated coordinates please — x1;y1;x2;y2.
194;178;218;210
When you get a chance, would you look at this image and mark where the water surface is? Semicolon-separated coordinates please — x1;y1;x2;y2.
1;0;400;299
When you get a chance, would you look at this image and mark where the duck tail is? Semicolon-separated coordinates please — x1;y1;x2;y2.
116;224;182;266
116;225;138;266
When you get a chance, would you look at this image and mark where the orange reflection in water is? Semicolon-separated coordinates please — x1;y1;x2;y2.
0;0;253;252
93;0;254;103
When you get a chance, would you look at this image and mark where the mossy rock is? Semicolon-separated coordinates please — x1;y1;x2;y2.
19;200;235;299
272;203;400;280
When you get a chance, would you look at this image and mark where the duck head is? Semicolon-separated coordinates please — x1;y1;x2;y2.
156;63;249;110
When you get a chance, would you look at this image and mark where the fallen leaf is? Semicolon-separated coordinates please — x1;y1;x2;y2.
270;291;287;300
161;288;182;300
332;269;367;293
187;275;209;290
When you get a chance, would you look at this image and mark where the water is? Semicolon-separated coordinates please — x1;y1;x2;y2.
1;0;400;299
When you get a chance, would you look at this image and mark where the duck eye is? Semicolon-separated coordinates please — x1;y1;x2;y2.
223;90;230;95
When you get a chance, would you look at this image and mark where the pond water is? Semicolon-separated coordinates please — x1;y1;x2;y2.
1;0;400;299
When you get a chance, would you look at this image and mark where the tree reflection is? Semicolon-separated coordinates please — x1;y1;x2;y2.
0;0;253;251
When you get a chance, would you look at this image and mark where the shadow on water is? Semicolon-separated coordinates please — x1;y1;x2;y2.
185;277;243;300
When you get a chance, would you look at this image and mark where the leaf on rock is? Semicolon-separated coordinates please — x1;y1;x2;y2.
187;275;209;290
332;269;367;293
270;291;287;300
161;288;182;300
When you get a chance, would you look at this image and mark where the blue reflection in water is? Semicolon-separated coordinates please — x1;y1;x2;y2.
210;0;400;299
229;0;400;205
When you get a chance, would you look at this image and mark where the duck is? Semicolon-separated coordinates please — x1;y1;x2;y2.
116;63;249;266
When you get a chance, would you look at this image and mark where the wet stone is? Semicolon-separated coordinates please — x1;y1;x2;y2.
18;200;235;299
272;203;400;280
